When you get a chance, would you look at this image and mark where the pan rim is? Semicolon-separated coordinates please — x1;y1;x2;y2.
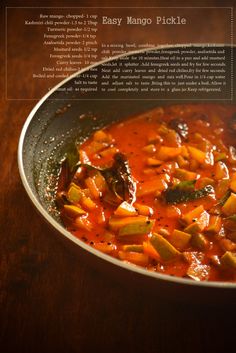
18;43;236;289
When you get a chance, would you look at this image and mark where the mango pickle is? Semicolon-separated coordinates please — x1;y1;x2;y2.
214;161;229;180
109;215;149;231
64;204;86;217
114;201;137;217
174;168;197;181
134;203;154;216
222;193;236;216
182;205;205;225
118;251;149;266
58;104;236;282
230;180;236;193
205;215;222;235
221;251;236;269
156;146;182;161
118;220;155;237
191;233;209;251
188;146;207;164
170;229;192;250
150;233;180;261
67;183;83;204
122;244;144;253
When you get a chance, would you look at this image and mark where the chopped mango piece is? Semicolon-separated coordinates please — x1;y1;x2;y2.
143;241;160;260
184;222;202;235
80;195;97;211
67;183;83;204
143;168;156;176
85;171;107;198
221;251;236;269
93;242;116;253
175;168;197;181
170;229;192;250
158;124;169;135
224;217;236;232
114;201;138;217
196;177;215;189
156;146;182;161
85;177;100;199
150;233;180;261
193;132;205;143
215;179;230;199
134;203;154;216
165;129;181;147
230;180;236;193
109;215;148;231
75;217;92;231
183;210;209;233
64;204;86;217
182;205;205;225
219;238;236;252
176;155;189;168
118;220;155;237
158;228;170;237
93;172;107;193
222;193;236;216
147;132;163;144
146;158;163;166
137;175;169;196
188;146;206;164
156;162;178;175
103;231;115;242
181;145;189;158
188;147;214;166
191;233;209;250
189;159;199;171
118;251;149;266
122;244;144;252
196;136;212;152
214;161;229;180
205;215;222;235
142;144;156;154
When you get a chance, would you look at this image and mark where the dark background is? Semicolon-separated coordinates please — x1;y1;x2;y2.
1;1;236;352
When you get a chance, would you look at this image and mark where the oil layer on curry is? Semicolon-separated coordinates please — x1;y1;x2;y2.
57;104;236;282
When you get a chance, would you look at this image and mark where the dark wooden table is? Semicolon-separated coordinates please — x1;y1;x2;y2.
1;1;236;352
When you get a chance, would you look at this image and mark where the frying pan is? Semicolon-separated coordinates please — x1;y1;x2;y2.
18;44;236;303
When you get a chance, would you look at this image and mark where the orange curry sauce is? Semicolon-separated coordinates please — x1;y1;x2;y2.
59;104;236;282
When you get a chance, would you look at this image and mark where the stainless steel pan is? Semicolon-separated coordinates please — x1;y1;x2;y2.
18;44;236;303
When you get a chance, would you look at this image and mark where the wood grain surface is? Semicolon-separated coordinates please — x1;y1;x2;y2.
1;1;236;352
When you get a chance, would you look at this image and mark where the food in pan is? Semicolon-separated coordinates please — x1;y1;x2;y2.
57;104;236;282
